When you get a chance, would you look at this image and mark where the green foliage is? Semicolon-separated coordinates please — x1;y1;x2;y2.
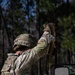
36;0;55;33
58;13;75;51
3;0;36;38
39;0;55;12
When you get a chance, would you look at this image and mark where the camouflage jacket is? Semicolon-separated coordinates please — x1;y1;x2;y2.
1;31;55;75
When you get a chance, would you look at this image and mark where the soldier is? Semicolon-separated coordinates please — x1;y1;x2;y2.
1;23;55;75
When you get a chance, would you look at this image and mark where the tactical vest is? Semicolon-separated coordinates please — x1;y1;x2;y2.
1;53;18;75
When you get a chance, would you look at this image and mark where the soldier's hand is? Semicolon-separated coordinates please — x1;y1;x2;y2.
43;23;51;33
43;23;55;36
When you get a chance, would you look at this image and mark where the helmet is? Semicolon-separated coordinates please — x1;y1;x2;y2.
14;33;37;48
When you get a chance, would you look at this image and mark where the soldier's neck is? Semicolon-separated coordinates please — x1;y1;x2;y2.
15;48;30;55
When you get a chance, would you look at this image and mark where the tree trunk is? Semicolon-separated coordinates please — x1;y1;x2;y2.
0;6;12;51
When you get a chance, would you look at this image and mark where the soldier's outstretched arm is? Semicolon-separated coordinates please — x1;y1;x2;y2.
17;24;55;70
33;31;55;59
32;23;55;58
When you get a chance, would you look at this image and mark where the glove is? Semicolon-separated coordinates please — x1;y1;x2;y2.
43;23;51;33
43;23;55;36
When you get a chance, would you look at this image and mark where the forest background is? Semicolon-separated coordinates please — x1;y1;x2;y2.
0;0;75;75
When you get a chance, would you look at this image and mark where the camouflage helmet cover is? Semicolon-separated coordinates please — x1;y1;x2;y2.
14;34;37;47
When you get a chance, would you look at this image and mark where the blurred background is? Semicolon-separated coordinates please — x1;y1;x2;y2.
0;0;75;75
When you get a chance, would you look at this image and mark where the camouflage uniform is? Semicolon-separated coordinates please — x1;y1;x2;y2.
1;31;55;75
